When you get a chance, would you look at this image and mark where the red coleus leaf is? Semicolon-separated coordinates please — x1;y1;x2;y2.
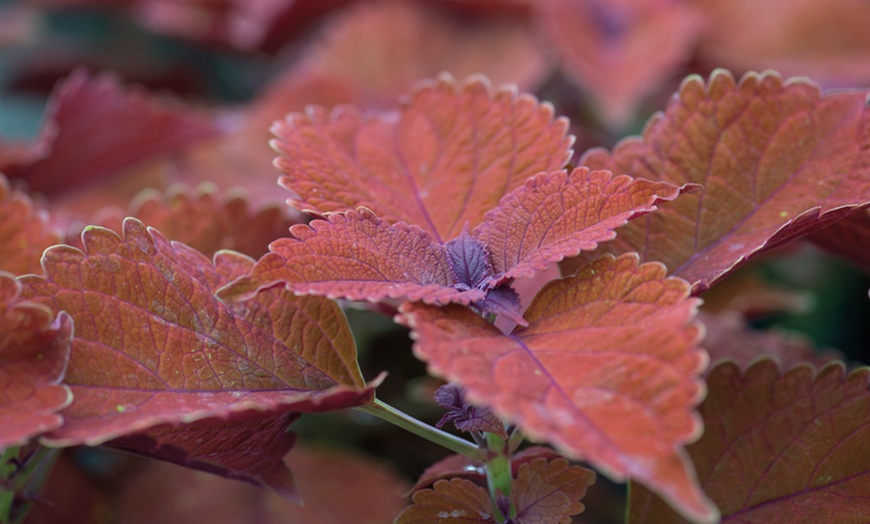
577;69;870;293
409;446;563;494
401;253;717;522
434;383;507;438
0;273;72;449
1;69;220;200
398;458;595;524
117;444;409;524
511;458;596;523
90;183;299;259
133;0;354;52
0;174;61;276
396;478;498;523
537;0;703;128
18;218;374;446
220;168;686;320
108;412;301;500
696;0;870;87
629;359;870;523
271;74;573;242
301;1;549;106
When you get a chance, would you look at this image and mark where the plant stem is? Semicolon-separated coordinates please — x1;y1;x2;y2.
9;447;59;524
0;446;19;524
485;432;513;521
356;399;485;461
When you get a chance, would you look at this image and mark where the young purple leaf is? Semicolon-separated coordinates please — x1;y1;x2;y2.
434;384;507;438
446;230;494;291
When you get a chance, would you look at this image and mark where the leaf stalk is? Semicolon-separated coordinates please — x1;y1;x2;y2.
356;399;486;461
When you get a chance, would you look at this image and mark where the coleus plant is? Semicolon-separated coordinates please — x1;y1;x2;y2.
1;68;869;524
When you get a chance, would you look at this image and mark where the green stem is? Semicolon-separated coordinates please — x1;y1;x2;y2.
0;446;18;524
9;447;59;524
485;433;513;521
356;399;485;461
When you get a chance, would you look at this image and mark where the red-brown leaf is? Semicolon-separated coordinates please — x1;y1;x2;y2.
272;74;572;242
2;70;220;200
538;0;703;128
220;168;684;317
696;0;870;87
18;219;373;446
578;69;870;293
90;183;299;259
475;167;689;282
218;208;477;305
108;413;301;500
629;359;870;523
401;254;718;522
396;478;498;523
0;175;61;276
301;1;549;106
409;447;562;494
0;273;72;449
512;458;595;523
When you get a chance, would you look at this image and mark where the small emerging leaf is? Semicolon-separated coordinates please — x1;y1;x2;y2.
511;458;596;524
396;478;498;523
630;359;870;523
434;383;507;438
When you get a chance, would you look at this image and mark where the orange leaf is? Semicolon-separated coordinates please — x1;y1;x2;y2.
538;0;703;128
630;359;870;522
0;175;61;276
401;254;717;522
272;74;572;242
578;69;870;293
90;183;299;259
0;273;72;448
19;219;373;446
396;478;497;523
302;1;549;105
511;458;595;523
